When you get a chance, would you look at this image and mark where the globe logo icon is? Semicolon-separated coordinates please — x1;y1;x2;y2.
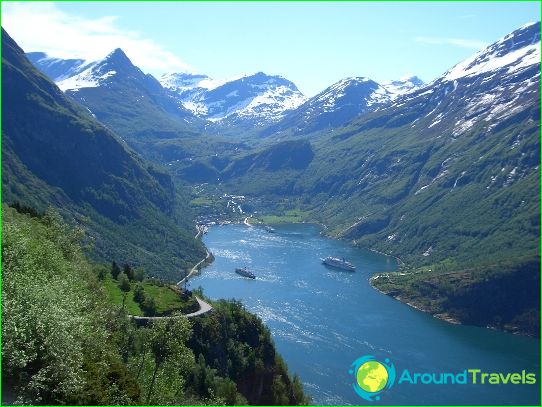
357;360;389;392
349;355;396;401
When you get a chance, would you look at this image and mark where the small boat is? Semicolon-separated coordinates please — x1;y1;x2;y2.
265;226;276;233
321;257;356;272
235;267;256;279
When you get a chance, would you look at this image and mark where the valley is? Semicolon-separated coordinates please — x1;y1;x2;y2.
2;12;540;406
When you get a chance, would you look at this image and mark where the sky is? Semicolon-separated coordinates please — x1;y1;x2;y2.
2;1;540;96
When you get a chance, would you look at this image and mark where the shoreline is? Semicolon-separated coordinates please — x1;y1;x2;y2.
368;276;462;325
203;218;537;339
368;276;536;337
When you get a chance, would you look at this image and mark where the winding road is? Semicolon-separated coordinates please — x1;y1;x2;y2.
129;224;213;322
176;249;210;287
131;296;212;321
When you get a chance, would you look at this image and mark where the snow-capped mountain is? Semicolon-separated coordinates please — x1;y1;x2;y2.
440;22;540;82
381;75;425;99
31;48;200;148
261;76;392;136
26;51;91;81
56;48;146;92
160;72;230;115
161;71;306;128
377;21;541;140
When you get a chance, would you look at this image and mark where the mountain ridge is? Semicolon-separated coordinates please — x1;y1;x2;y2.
29;49;424;134
2;28;205;278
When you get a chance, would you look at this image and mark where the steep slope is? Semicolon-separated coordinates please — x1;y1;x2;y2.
300;22;540;264
2;207;309;405
31;48;202;156
162;71;306;130
221;22;541;334
261;77;391;137
27;51;91;81
2;29;205;278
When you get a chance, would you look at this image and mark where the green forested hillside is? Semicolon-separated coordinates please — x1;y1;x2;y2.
1;28;205;278
61;48;204;158
195;34;541;335
2;206;309;405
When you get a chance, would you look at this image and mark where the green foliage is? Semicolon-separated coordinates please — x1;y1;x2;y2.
133;267;146;282
145;317;194;403
2;206;139;404
3;206;309;405
119;273;132;292
124;264;135;281
141;297;158;316
133;284;145;304
2;29;206;279
102;277;197;317
111;261;121;279
189;300;310;405
372;256;541;336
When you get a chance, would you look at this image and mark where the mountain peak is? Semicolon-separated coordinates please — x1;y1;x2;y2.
103;48;133;67
441;21;540;82
381;76;425;99
56;49;135;92
107;47;127;58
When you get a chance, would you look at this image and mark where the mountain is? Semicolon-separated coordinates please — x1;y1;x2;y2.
162;71;307;130
29;48;202;157
160;72;226;115
219;22;541;335
381;75;425;99
2;29;205;278
261;76;392;137
26;51;91;81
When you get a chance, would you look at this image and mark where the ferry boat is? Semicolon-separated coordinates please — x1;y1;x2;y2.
235;267;256;279
321;257;356;272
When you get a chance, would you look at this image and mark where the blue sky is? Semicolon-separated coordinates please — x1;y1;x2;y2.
2;1;540;96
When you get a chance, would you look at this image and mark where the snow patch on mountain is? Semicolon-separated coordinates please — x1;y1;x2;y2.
442;22;540;82
231;85;307;120
309;77;391;113
381;75;425;99
162;72;307;123
160;72;240;92
27;52;95;83
57;66;117;91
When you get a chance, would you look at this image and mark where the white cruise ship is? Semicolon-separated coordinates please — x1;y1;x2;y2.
321;257;356;272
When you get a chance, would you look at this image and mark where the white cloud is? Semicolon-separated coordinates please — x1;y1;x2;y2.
1;2;193;74
415;36;488;50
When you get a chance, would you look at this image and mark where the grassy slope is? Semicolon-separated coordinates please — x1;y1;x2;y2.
102;276;198;316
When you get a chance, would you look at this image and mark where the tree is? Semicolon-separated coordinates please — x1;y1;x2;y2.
93;264;108;280
111;261;121;280
134;267;146;282
2;207;140;404
133;284;145;304
145;316;194;403
124;264;134;281
142;297;157;316
118;273;131;292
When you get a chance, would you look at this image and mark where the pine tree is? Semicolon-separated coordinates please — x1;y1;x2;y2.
111;261;121;279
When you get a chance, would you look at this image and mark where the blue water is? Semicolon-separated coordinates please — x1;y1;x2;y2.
192;223;540;405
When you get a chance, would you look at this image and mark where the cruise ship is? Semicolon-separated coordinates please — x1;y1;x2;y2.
321;257;356;271
235;267;256;279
